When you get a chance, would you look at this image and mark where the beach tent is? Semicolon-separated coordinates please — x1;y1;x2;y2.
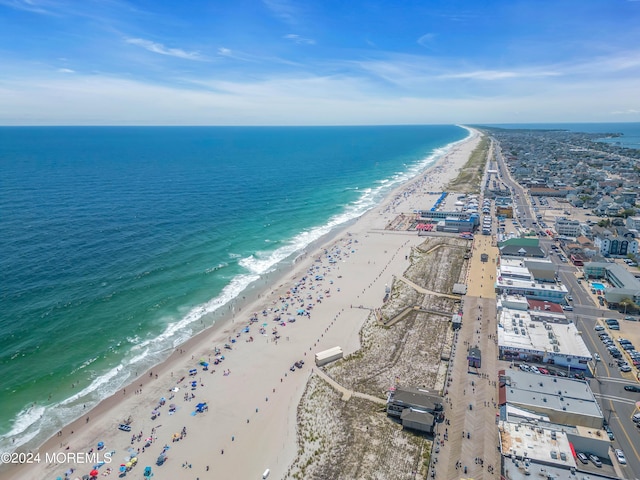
143;466;152;478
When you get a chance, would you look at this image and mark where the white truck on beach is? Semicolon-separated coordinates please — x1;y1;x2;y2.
315;346;343;366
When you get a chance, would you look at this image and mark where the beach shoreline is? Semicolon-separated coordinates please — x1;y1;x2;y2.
2;127;481;480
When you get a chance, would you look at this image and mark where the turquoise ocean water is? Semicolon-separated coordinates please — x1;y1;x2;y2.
0;125;468;453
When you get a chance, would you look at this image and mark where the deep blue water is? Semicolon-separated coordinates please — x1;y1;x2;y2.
0;125;467;452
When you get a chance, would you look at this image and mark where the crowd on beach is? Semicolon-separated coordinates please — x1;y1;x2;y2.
11;132;480;480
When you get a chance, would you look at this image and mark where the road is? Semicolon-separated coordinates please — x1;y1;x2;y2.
492;135;640;479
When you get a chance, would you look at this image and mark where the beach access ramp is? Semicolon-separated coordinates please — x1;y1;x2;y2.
315;346;343;366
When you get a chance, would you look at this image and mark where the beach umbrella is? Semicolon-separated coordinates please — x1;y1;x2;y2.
97;441;104;449
169;403;176;409
90;469;99;476
119;465;127;472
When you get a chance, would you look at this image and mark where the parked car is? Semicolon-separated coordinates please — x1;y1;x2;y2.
604;425;615;440
576;452;588;464
589;454;602;467
615;449;626;465
624;385;640;392
594;325;605;331
620;365;632;372
593;353;600;362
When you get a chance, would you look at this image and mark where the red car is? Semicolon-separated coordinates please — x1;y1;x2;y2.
538;367;549;375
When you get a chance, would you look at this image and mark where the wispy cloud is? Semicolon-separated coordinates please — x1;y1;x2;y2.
126;38;205;61
440;69;561;80
0;0;58;15
57;68;74;73
417;33;436;47
611;108;639;115
283;34;315;45
262;0;298;25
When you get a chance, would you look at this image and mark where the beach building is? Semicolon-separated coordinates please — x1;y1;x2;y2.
498;238;546;258
499;421;577;471
522;258;557;283
495;268;568;303
315;346;343;366
497;307;591;370
499;370;603;429
554;217;581;238
434;216;478;233
467;347;481;369
399;409;435;434
386;387;443;432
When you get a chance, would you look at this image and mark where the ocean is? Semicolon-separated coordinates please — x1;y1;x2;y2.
0;125;468;453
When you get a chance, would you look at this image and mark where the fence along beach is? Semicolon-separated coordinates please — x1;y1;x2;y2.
2;128;480;480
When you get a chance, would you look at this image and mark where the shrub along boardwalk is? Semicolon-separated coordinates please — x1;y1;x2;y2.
431;232;501;479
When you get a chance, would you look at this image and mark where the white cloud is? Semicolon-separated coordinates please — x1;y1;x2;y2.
57;68;74;73
262;0;298;25
611;109;640;115
417;33;436;47
283;34;315;45
439;69;561;80
125;38;205;61
0;0;57;15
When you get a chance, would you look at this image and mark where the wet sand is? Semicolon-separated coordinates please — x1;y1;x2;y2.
4;128;481;480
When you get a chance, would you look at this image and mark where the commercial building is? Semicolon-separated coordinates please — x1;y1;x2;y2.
500;370;603;429
495;276;568;303
497;307;591;370
387;387;443;434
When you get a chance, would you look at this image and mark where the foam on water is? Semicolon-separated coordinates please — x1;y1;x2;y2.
0;126;471;455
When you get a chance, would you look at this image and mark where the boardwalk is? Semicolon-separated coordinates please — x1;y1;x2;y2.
430;233;502;479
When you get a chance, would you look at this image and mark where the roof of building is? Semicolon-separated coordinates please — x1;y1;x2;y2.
400;409;434;425
499;421;577;469
498;237;540;248
500;244;546;257
503;369;602;419
498;308;591;359
585;261;640;284
495;276;569;295
390;386;442;411
527;299;564;314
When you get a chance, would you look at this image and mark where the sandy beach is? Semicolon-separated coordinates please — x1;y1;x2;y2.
4;128;481;480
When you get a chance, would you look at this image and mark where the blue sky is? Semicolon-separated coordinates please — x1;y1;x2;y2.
0;0;639;125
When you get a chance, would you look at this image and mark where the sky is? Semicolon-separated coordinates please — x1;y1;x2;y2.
0;0;639;125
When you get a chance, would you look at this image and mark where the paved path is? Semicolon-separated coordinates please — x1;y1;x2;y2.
313;367;387;405
396;276;460;300
430;233;502;479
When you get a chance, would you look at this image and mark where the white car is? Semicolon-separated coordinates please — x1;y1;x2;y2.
529;366;540;374
593;353;600;361
615;448;626;465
